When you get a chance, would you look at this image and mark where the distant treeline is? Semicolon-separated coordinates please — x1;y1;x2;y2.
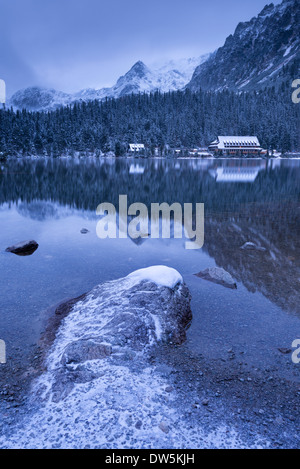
0;83;299;156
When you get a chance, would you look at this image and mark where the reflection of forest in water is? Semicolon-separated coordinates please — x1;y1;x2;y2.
1;157;299;315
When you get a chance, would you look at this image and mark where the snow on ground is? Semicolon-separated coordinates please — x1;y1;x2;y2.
0;361;266;449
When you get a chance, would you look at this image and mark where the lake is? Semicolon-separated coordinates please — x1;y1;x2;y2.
0;156;299;391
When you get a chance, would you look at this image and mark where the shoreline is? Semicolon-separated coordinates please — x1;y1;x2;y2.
1;154;300;161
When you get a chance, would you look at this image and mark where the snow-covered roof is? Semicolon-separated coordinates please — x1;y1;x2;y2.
129;144;145;151
210;136;261;149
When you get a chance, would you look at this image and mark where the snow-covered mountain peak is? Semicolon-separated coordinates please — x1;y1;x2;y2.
9;55;210;111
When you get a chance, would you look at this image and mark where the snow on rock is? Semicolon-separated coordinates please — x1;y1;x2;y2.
127;265;183;289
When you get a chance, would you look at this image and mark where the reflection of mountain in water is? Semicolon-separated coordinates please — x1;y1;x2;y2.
1;158;299;212
1;157;299;314
203;205;300;315
17;201;97;221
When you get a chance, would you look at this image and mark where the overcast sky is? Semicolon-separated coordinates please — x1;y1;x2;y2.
0;0;281;97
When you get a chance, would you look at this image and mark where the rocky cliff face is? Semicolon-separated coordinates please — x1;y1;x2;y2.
188;0;300;92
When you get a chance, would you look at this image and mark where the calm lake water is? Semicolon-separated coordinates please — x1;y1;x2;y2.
0;157;299;385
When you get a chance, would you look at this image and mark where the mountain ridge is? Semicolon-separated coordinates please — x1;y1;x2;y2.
9;55;210;111
8;0;300;111
187;0;300;92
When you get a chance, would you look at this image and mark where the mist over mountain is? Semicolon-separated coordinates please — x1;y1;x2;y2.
9;0;299;111
9;55;209;112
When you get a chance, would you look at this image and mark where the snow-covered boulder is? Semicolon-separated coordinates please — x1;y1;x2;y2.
0;266;192;448
44;266;191;402
0;267;266;449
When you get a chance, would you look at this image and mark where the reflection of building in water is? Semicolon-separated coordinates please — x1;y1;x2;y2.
209;161;266;183
186;159;214;171
129;164;145;175
209;136;262;156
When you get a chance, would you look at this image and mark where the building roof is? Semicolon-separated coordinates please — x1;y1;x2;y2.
210;136;261;149
129;144;145;151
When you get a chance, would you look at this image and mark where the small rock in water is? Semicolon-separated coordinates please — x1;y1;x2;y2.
159;421;169;434
194;267;237;290
240;242;266;252
165;386;174;393
80;229;90;234
278;348;292;355
5;240;39;256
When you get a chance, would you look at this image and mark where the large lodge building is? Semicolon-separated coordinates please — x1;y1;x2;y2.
208;136;262;156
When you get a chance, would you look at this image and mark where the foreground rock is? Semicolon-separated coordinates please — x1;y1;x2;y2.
0;266;272;449
45;266;192;403
194;267;237;290
5;240;39;256
0;266;201;448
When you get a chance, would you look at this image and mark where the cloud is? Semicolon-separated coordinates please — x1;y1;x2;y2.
0;0;283;95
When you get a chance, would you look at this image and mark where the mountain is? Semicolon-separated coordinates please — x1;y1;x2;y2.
9;55;210;111
187;0;300;92
9;87;74;112
9;0;300;109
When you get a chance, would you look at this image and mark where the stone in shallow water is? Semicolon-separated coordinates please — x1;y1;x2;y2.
5;240;39;256
278;348;291;355
194;267;237;290
240;242;266;252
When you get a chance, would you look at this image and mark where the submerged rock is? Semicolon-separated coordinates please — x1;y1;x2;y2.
194;267;237;290
5;240;39;256
80;228;90;234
